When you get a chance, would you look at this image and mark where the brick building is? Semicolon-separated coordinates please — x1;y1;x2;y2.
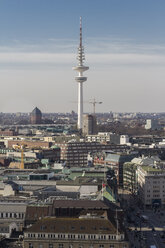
0;129;16;136
54;142;128;167
30;107;42;124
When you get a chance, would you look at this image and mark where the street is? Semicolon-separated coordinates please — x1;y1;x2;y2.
120;190;165;248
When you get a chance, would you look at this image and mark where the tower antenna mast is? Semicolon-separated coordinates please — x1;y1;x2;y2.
73;17;89;130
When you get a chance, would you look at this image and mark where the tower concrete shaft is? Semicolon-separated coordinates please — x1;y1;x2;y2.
73;17;89;130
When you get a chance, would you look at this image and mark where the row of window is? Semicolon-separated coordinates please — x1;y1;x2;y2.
146;194;162;197
29;243;127;248
0;212;24;219
0;227;8;232
27;233;124;241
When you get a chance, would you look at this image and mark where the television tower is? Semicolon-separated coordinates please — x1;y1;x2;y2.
73;17;89;130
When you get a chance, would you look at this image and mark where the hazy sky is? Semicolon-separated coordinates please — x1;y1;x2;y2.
0;0;165;113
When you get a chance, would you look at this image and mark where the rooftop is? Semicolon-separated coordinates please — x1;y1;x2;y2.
52;200;108;209
25;217;117;234
31;107;42;115
140;165;163;172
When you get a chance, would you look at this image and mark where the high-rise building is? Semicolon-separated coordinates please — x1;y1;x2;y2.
30;107;42;124
73;17;89;130
145;119;161;130
82;114;97;135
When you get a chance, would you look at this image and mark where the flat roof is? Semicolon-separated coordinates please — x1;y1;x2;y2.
140;165;163;172
52;200;108;209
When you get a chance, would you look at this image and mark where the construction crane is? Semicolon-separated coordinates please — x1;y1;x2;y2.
89;98;102;114
70;98;102;114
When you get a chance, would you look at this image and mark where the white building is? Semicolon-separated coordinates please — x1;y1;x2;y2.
0;222;18;238
137;165;165;206
0;202;27;230
120;135;129;145
86;132;120;144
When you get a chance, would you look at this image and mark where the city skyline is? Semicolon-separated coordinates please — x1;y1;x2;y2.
0;0;165;113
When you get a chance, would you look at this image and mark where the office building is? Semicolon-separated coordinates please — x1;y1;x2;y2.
83;114;97;135
137;164;165;207
55;142;128;167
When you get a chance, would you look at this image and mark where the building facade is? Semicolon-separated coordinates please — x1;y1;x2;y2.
123;162;137;193
24;217;129;248
104;152;137;187
82;114;97;135
137;165;165;206
145;119;160;130
55;142;129;167
86;133;120;144
0;202;27;230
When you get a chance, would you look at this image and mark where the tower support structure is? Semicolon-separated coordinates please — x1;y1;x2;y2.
73;17;89;130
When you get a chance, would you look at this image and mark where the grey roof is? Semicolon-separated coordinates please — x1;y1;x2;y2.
105;153;134;163
0;203;27;212
25;217;117;234
31;107;42;115
52;200;108;209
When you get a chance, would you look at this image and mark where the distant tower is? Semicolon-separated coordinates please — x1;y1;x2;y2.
82;114;97;135
30;107;42;124
73;17;89;130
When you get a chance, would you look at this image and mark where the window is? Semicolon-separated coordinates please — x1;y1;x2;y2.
40;225;46;231
59;244;64;248
29;243;33;248
99;245;104;248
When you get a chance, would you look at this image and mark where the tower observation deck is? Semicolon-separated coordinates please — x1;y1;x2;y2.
73;17;89;130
